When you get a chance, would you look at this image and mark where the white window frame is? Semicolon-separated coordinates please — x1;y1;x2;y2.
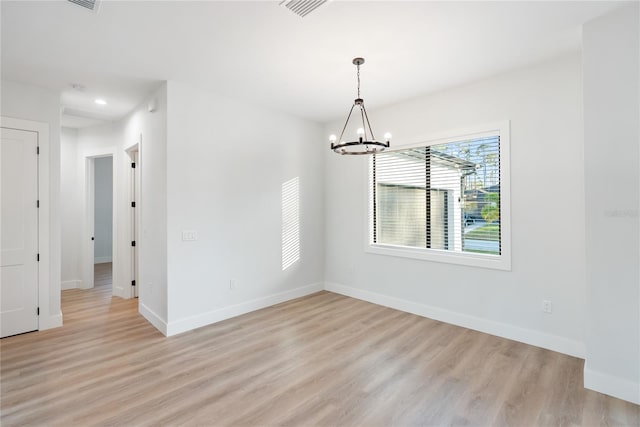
365;121;511;271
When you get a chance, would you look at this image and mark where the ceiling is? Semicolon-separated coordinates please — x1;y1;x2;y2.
1;1;625;126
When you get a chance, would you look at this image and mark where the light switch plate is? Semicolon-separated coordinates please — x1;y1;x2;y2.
182;230;198;241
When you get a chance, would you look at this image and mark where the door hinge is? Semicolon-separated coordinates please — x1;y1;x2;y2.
37;200;40;208
36;146;40;155
37;307;40;316
131;201;136;208
131;280;136;287
37;253;40;262
131;162;136;168
131;240;136;247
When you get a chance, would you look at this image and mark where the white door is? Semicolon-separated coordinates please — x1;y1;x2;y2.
82;158;95;290
1;128;39;338
131;150;139;297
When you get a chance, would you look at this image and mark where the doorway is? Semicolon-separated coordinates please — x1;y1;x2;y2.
93;156;113;289
82;153;117;294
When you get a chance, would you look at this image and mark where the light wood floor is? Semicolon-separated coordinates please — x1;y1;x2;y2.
94;262;112;287
1;288;638;426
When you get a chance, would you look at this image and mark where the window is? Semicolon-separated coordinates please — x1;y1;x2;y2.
368;123;510;270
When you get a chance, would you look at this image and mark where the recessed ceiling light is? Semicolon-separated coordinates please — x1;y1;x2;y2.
95;99;107;105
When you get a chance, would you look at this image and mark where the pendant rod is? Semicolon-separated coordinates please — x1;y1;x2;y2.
337;103;357;145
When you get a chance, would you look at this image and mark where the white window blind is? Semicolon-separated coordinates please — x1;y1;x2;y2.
371;135;501;256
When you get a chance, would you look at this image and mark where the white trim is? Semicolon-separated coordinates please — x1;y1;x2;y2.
112;284;127;299
125;139;141;299
83;157;95;290
325;282;585;359
38;313;62;330
365;120;511;271
584;362;640;405
0;117;60;330
124;141;140;152
166;283;324;337
366;244;510;270
139;302;168;336
61;280;82;290
94;256;112;264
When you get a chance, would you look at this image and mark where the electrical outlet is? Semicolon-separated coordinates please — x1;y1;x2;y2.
181;230;198;241
230;279;236;291
542;300;552;314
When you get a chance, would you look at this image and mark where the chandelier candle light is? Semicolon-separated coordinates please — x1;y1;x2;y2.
330;57;391;155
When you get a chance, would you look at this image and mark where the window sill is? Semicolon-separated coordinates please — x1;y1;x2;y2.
365;243;511;271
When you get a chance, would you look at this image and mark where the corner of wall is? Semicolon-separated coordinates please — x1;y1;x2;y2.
139;302;168;336
582;2;640;404
584;362;640;405
165;282;324;337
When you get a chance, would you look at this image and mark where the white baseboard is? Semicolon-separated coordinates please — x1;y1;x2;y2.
325;282;586;359
584;362;640;404
78;280;92;290
113;286;127;299
139;302;168;336
39;312;63;330
166;282;324;337
61;279;82;290
94;257;112;264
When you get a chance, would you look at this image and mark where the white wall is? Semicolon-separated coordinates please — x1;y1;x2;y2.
583;3;639;404
60;127;82;289
122;83;168;330
59;83;168;331
94;156;113;263
324;55;586;357
1;79;62;329
164;81;325;335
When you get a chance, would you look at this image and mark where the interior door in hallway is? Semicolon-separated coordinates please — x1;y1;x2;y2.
1;127;38;338
131;149;139;298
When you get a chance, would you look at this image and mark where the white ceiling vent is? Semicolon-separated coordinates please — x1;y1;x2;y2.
280;0;327;18
67;0;101;13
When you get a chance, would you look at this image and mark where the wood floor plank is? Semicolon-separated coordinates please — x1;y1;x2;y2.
1;281;638;426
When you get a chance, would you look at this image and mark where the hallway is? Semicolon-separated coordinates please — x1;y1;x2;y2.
94;262;112;288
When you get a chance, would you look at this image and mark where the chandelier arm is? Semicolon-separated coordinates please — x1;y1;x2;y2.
359;105;369;141
361;104;377;141
337;103;357;144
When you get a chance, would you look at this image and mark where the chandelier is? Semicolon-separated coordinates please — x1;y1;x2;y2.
330;57;391;155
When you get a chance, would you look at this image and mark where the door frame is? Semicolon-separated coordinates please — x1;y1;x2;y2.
0;116;56;329
125;139;141;299
81;148;118;296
